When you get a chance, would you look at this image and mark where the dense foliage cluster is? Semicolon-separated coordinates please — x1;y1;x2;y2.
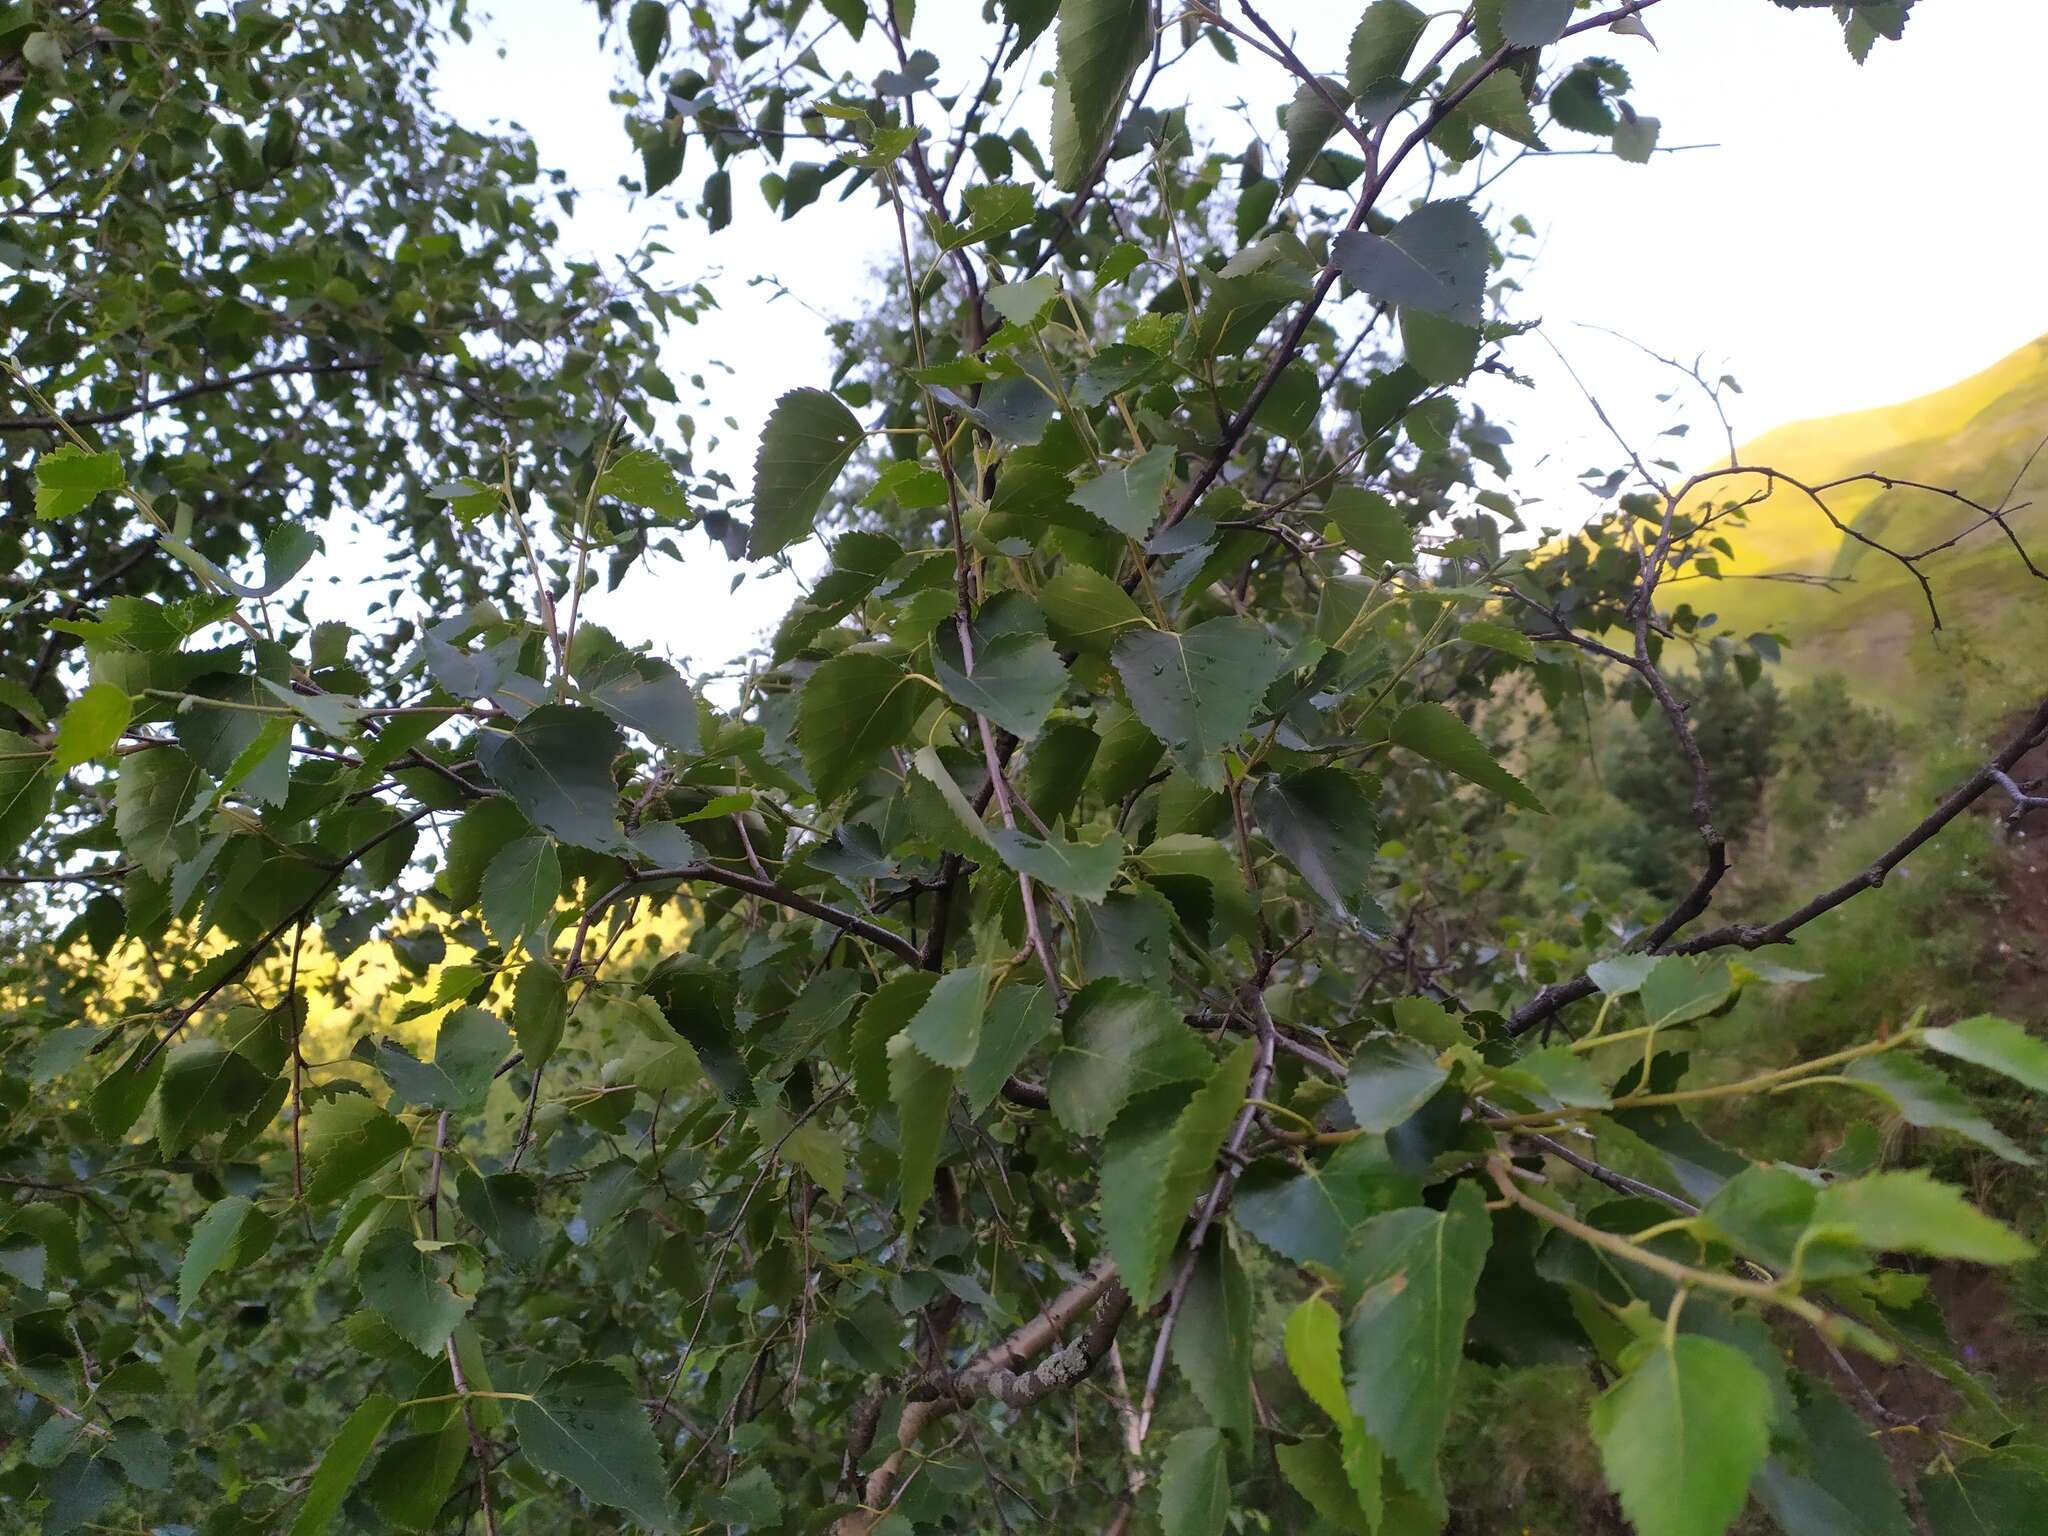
13;2;2048;1534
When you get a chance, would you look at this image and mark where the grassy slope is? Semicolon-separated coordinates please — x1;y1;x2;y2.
1685;334;2048;705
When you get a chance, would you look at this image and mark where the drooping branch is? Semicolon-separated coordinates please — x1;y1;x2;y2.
835;1262;1128;1535
629;861;922;967
1507;692;2048;1035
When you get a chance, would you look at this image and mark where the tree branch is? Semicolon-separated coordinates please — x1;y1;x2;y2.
1507;692;2048;1035
835;1263;1127;1535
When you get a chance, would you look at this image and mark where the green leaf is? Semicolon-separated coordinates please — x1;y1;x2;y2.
1285;1293;1351;1426
798;646;932;802
513;961;568;1069
105;1418;170;1491
304;1095;412;1205
990;825;1124;901
440;797;533;908
701;1464;786;1526
1113;617;1286;790
906;964;991;1070
92;1037;166;1140
289;1394;399;1536
1551;57;1627;134
820;0;867;41
193;522;320;600
479;835;560;952
52;682;130;771
1041;561;1150;652
1388;701;1544;812
0;728;54;863
1049;978;1213;1136
1443;68;1545;152
1174;1235;1254;1442
1753;1374;1914;1536
853;972;938;1112
1919;1015;2048;1094
512;1362;677;1531
34;444;124;520
1640;956;1734;1026
1159;1425;1230;1536
1483;0;1573;48
1323;485;1414;566
1808;1169;2031;1265
1051;0;1151;190
178;1196;253;1316
1253;768;1383;927
987;273;1058;326
1282;78;1350;194
1344;1032;1449;1132
776;530;904;659
933;596;1068;740
1698;1166;1866;1281
360;1421;467;1528
458;1169;544;1265
1101;1041;1256;1304
115;745;204;879
627;0;669;74
1504;1045;1612;1110
1399;306;1483;385
1588;952;1659;996
1590;1335;1774;1536
1333;200;1489;326
863;462;947;512
1192;262;1313;358
750;388;864;559
1920;1447;2048;1535
178;677;289;804
581;654;700;754
475;704;627;854
1344;1182;1492;1516
1072;443;1175;538
1841;1052;2034;1165
1347;0;1427;96
375;1006;511;1118
157;1041;270;1156
1235;1139;1421;1270
353;1227;479;1355
1282;1437;1379;1533
595;447;689;520
1460;618;1533;661
1614;109;1661;163
888;1032;955;1235
1133;832;1258;943
912;743;993;848
963;984;1056;1114
944;181;1039;249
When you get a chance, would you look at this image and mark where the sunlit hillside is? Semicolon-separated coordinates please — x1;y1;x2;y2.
1686;333;2048;696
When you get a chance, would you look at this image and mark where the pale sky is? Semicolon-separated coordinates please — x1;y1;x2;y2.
430;0;2048;677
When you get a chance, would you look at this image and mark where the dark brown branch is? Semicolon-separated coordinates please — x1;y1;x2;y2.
0;359;383;432
630;862;921;966
835;1263;1127;1535
1507;693;2048;1035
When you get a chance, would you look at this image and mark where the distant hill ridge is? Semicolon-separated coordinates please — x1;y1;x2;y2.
1679;334;2048;691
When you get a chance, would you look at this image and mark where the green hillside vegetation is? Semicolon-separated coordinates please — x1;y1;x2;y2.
1455;338;2048;1527
1689;335;2048;702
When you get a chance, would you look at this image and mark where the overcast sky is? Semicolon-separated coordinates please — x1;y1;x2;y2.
432;1;2048;677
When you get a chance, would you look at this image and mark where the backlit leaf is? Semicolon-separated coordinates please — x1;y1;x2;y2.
1591;1335;1774;1536
750;388;864;559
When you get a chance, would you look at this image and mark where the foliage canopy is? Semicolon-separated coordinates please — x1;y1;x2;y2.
12;2;2048;1535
